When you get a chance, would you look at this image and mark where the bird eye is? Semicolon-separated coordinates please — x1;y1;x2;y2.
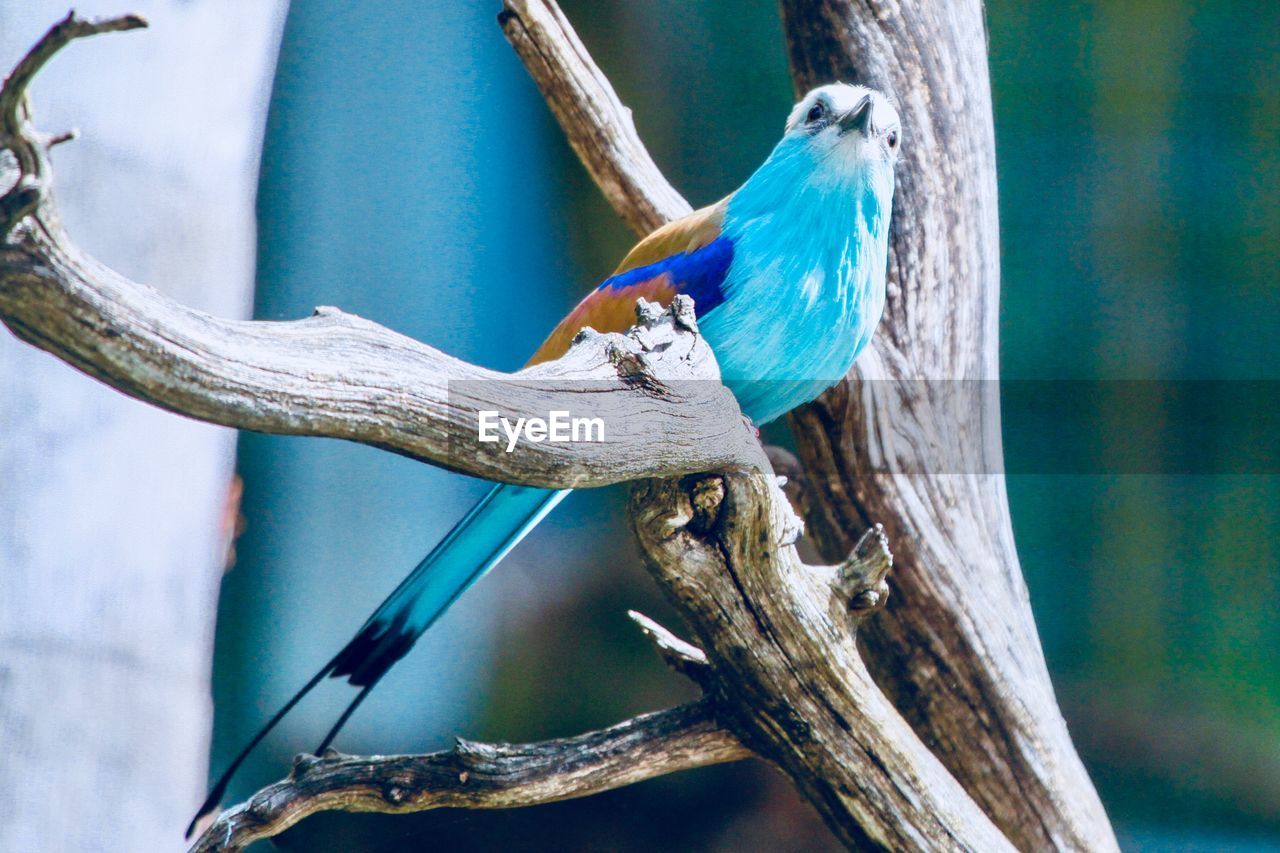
806;101;827;124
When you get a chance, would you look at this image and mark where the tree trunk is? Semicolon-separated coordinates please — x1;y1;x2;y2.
0;3;285;849
780;1;1118;849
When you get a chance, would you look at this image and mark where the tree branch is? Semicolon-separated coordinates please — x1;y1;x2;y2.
0;17;759;490
1;12;147;122
0;12;147;233
498;0;690;235
627;609;712;686
191;700;749;853
628;469;1013;850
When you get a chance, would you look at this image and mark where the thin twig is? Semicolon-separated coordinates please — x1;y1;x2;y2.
0;12;146;234
628;609;712;685
0;11;147;134
191;700;748;852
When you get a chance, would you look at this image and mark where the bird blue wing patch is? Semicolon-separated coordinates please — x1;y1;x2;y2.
600;235;732;317
529;199;733;366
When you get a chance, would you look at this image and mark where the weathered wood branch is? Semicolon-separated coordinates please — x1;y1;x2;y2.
627;609;713;686
190;700;747;853
778;2;1119;849
630;470;1013;851
0;20;757;490
195;613;743;851
1;12;146;113
195;464;1013;849
0;228;755;488
0;14;145;239
498;0;690;234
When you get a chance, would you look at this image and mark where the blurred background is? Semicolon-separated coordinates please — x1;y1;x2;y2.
204;1;1280;850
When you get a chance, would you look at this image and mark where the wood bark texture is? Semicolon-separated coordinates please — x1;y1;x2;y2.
779;1;1118;849
628;472;1014;851
190;700;749;853
0;219;758;486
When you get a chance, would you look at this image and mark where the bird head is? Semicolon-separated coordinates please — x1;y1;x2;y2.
782;84;901;177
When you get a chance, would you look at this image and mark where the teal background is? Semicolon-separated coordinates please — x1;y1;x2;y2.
208;1;1280;848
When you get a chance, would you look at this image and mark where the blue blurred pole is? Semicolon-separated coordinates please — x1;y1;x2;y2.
209;0;570;802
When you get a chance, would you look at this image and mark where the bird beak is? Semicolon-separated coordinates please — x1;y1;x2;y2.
838;96;874;136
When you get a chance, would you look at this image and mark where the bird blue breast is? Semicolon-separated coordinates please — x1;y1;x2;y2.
699;134;894;425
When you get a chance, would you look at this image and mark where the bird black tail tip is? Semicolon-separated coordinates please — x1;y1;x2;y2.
186;650;343;841
185;784;224;839
184;622;405;840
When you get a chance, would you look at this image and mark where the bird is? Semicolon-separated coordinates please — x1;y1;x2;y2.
189;82;901;836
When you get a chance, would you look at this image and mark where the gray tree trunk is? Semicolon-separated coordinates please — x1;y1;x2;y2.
0;3;286;849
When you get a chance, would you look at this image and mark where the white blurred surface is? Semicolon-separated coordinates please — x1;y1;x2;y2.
0;3;286;849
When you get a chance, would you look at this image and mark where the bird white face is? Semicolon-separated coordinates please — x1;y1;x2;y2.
785;84;901;171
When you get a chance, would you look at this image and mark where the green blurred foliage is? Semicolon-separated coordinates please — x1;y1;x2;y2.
989;0;1280;834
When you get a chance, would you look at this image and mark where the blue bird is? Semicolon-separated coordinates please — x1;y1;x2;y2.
191;83;901;833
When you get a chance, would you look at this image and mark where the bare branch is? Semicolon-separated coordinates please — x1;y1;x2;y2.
0;19;760;489
0;12;146;233
0;12;147;131
630;471;1014;851
0;228;757;487
0;4;1108;851
627;610;711;684
191;700;749;852
498;0;689;235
